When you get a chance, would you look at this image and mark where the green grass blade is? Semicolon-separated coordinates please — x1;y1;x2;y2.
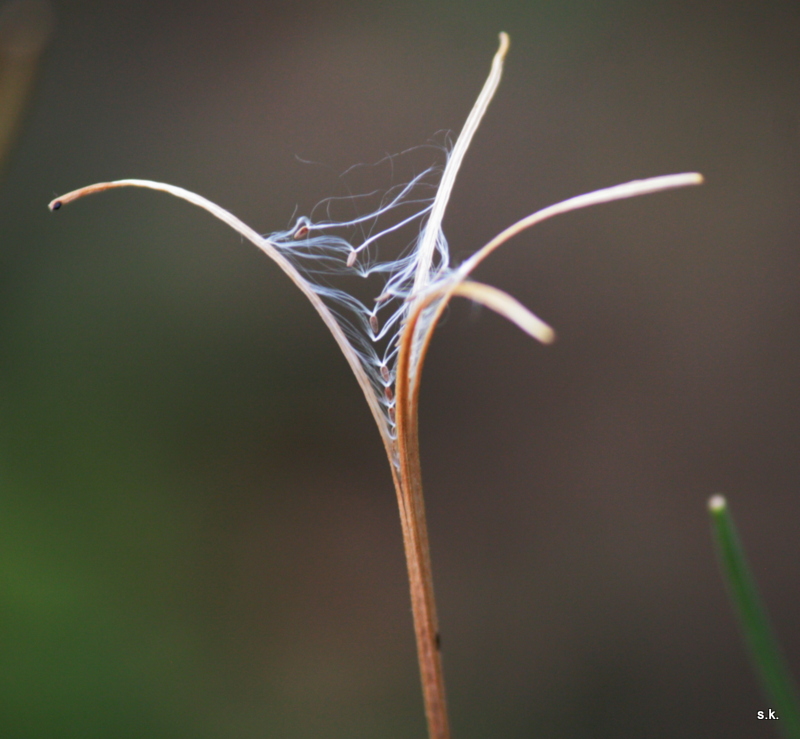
708;495;800;738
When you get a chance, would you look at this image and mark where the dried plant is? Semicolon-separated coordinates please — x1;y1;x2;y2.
49;33;702;739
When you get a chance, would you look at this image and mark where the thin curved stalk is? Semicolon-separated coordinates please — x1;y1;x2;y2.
394;306;447;739
709;495;800;738
407;172;704;403
457;173;704;280
49;181;394;454
412;32;509;297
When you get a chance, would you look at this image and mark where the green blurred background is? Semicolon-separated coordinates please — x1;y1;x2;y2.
1;0;799;737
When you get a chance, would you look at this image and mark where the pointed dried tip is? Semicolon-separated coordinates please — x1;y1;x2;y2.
452;280;556;345
538;325;556;345
708;494;727;513
49;193;74;210
346;250;358;268
498;31;510;55
48;181;119;211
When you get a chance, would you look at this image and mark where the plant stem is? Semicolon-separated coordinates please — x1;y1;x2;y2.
392;464;448;739
709;495;800;738
393;323;449;739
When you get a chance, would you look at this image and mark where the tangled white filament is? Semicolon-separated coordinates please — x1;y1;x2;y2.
267;160;445;434
267;33;512;433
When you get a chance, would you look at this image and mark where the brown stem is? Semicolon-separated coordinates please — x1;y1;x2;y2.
393;309;449;739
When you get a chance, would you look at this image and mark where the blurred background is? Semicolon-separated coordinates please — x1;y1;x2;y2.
0;0;799;737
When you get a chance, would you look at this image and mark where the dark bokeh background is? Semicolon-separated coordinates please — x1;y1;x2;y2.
1;1;799;737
